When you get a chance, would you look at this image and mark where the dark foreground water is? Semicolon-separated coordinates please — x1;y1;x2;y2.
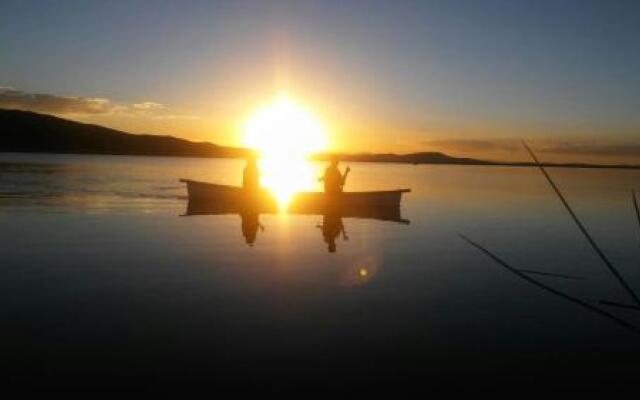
1;152;640;391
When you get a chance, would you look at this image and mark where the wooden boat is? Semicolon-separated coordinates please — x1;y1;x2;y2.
180;179;411;223
180;179;278;210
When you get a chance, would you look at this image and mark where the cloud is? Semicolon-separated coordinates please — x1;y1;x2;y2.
0;87;198;120
423;138;640;158
0;87;117;114
537;142;640;157
423;139;521;153
131;102;167;113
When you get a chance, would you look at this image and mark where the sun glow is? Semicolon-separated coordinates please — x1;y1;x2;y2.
243;95;328;207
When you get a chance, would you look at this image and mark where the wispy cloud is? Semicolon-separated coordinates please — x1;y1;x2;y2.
537;142;640;157
0;87;198;120
423;139;521;153
130;102;167;113
0;87;117;114
424;138;640;159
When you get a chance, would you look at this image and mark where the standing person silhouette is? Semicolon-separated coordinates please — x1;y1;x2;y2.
243;152;260;193
320;156;350;194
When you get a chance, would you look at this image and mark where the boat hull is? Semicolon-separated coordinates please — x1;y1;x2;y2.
180;179;278;211
180;179;410;223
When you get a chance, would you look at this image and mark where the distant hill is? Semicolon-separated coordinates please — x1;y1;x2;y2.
315;152;640;169
0;108;247;158
313;151;490;165
1;108;639;169
0;108;483;164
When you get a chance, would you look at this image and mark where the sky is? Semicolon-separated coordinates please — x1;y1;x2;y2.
1;0;639;162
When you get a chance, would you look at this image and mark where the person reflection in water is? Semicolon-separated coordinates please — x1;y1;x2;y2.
320;156;350;194
243;152;260;193
241;208;264;246
318;213;348;253
241;153;263;246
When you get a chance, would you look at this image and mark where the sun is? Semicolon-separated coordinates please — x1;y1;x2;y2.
243;95;328;207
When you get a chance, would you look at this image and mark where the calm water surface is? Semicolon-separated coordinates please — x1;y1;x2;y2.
1;152;639;389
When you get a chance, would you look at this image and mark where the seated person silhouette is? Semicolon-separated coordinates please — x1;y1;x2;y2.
320;156;350;194
243;153;260;193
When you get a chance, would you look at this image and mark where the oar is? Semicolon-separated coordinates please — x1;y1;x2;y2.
341;166;351;188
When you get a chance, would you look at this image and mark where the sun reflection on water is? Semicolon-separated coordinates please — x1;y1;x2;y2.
259;157;321;209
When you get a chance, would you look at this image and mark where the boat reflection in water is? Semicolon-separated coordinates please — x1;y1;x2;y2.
180;179;410;252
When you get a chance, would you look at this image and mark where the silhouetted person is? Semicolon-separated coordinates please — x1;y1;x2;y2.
241;208;264;246
243;153;260;192
318;213;348;253
320;156;350;194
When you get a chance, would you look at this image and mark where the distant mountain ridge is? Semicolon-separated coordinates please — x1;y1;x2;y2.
1;108;639;169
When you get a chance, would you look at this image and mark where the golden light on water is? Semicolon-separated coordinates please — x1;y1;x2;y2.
243;95;328;208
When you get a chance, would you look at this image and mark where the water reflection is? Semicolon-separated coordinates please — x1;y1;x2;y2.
240;207;264;246
461;234;640;335
318;212;347;253
183;196;409;252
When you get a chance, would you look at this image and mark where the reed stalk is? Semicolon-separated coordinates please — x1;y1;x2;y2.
600;300;640;311
518;269;583;280
522;142;640;307
633;190;640;247
460;234;639;335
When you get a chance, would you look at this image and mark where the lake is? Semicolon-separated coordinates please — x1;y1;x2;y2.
1;152;639;390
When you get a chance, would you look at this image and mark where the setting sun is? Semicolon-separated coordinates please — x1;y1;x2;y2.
243;95;329;207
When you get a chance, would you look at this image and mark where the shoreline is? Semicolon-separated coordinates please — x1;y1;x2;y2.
2;150;640;170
